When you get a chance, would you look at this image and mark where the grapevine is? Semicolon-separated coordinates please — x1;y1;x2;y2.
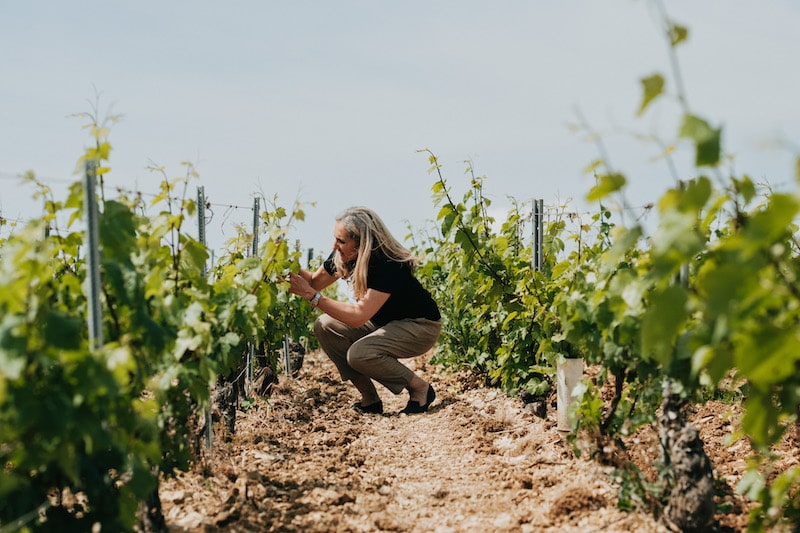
0;111;316;530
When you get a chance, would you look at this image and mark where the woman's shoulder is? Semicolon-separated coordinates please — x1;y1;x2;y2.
368;252;412;274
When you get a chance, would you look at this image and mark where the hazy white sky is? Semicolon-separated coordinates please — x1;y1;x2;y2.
2;1;798;256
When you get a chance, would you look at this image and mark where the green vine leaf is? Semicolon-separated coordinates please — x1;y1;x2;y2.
669;22;688;47
735;326;798;388
587;173;626;202
742;392;781;450
637;73;664;116
641;285;686;366
679;114;721;167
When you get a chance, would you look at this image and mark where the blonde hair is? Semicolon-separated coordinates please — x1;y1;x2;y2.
333;206;417;300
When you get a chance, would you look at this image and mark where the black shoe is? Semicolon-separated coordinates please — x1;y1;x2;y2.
400;384;436;415
353;400;383;414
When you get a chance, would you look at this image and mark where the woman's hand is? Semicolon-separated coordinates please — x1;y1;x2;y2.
286;272;316;301
287;270;389;327
296;268;313;283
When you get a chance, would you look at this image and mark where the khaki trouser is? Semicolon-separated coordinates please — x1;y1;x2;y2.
314;314;442;394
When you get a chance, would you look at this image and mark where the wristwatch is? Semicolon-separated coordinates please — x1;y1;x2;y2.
309;292;322;307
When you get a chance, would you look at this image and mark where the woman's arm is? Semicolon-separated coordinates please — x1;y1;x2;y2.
299;264;338;291
287;273;389;328
315;288;389;328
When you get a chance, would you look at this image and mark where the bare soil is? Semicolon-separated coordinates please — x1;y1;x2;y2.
159;349;795;532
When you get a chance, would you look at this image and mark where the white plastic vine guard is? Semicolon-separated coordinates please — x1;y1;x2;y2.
556;357;584;432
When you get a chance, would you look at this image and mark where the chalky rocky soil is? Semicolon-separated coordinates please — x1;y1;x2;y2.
159;349;769;532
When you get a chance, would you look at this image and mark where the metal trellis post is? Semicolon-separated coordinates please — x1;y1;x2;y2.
197;186;207;278
251;197;260;258
197;186;213;449
532;198;544;272
246;197;260;390
678;180;689;286
43;200;50;239
283;334;291;377
84;160;103;350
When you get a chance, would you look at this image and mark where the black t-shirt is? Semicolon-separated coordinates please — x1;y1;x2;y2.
323;251;440;328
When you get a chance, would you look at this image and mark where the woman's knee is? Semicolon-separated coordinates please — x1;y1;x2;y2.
314;314;332;337
346;342;375;371
315;314;347;348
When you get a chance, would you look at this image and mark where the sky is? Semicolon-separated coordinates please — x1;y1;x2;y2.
2;1;799;260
